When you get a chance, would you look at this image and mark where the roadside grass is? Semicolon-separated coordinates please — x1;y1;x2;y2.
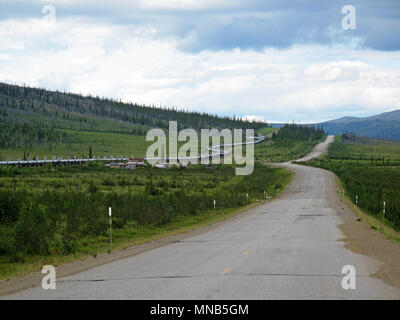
0;168;293;280
335;176;400;245
303;135;400;240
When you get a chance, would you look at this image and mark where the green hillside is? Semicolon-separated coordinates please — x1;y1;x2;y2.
0;82;266;160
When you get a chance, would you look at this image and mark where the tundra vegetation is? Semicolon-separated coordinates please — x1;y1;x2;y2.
303;134;400;232
255;124;326;163
0;163;291;279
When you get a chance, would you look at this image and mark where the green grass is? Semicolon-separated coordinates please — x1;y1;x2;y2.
0;122;318;164
254;138;320;163
0;126;270;161
0;196;292;281
0;164;292;280
303;135;400;232
0;130;150;160
0;163;243;194
257;127;277;137
326;135;400;163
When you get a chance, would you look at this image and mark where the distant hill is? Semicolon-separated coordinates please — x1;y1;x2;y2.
270;123;285;128
0;82;265;133
0;82;268;159
319;109;400;141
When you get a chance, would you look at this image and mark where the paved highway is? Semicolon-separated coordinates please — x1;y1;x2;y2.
5;135;400;299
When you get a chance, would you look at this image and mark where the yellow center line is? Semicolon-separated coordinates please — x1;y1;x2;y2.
221;267;230;275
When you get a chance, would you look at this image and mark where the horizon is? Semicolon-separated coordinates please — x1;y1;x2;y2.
2;80;399;125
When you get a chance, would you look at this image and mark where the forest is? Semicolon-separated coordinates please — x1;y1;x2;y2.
272;123;325;141
0;120;77;151
0;82;266;133
0;82;268;160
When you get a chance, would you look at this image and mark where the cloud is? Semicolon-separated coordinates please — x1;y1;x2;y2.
243;115;267;122
1;0;400;52
0;1;399;123
303;61;370;82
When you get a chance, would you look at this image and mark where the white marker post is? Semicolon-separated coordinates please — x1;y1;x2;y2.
246;193;249;204
383;201;386;230
356;195;358;205
108;207;112;253
213;200;216;219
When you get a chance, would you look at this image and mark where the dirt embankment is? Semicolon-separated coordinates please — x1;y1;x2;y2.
324;169;400;290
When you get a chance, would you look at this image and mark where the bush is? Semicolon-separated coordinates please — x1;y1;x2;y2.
0;165;290;257
102;178;116;186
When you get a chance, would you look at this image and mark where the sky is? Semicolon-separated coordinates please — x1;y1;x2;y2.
0;0;400;123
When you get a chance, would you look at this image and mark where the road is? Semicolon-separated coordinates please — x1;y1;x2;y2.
4;135;400;299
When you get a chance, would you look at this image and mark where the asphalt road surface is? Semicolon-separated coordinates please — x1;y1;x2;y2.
5;135;400;299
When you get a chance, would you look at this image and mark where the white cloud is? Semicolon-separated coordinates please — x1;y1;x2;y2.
0;16;400;122
303;61;370;82
138;0;236;10
243;115;267;122
32;0;236;11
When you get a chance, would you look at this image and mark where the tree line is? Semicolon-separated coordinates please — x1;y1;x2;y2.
0;120;77;152
0;82;266;132
272;123;326;141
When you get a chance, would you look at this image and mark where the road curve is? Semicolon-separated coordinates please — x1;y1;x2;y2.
4;136;400;299
292;135;335;162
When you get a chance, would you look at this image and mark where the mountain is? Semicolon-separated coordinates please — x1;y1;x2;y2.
319;109;400;141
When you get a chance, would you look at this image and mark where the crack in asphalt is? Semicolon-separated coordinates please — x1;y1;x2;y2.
59;273;370;283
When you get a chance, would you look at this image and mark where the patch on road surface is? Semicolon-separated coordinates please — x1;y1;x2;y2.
297;214;325;219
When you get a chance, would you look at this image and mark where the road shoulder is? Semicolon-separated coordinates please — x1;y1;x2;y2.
323;168;400;291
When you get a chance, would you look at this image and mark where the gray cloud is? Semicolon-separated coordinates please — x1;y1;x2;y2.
1;0;399;52
1;0;400;122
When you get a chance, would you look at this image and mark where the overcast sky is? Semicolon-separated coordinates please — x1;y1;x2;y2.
1;0;400;122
